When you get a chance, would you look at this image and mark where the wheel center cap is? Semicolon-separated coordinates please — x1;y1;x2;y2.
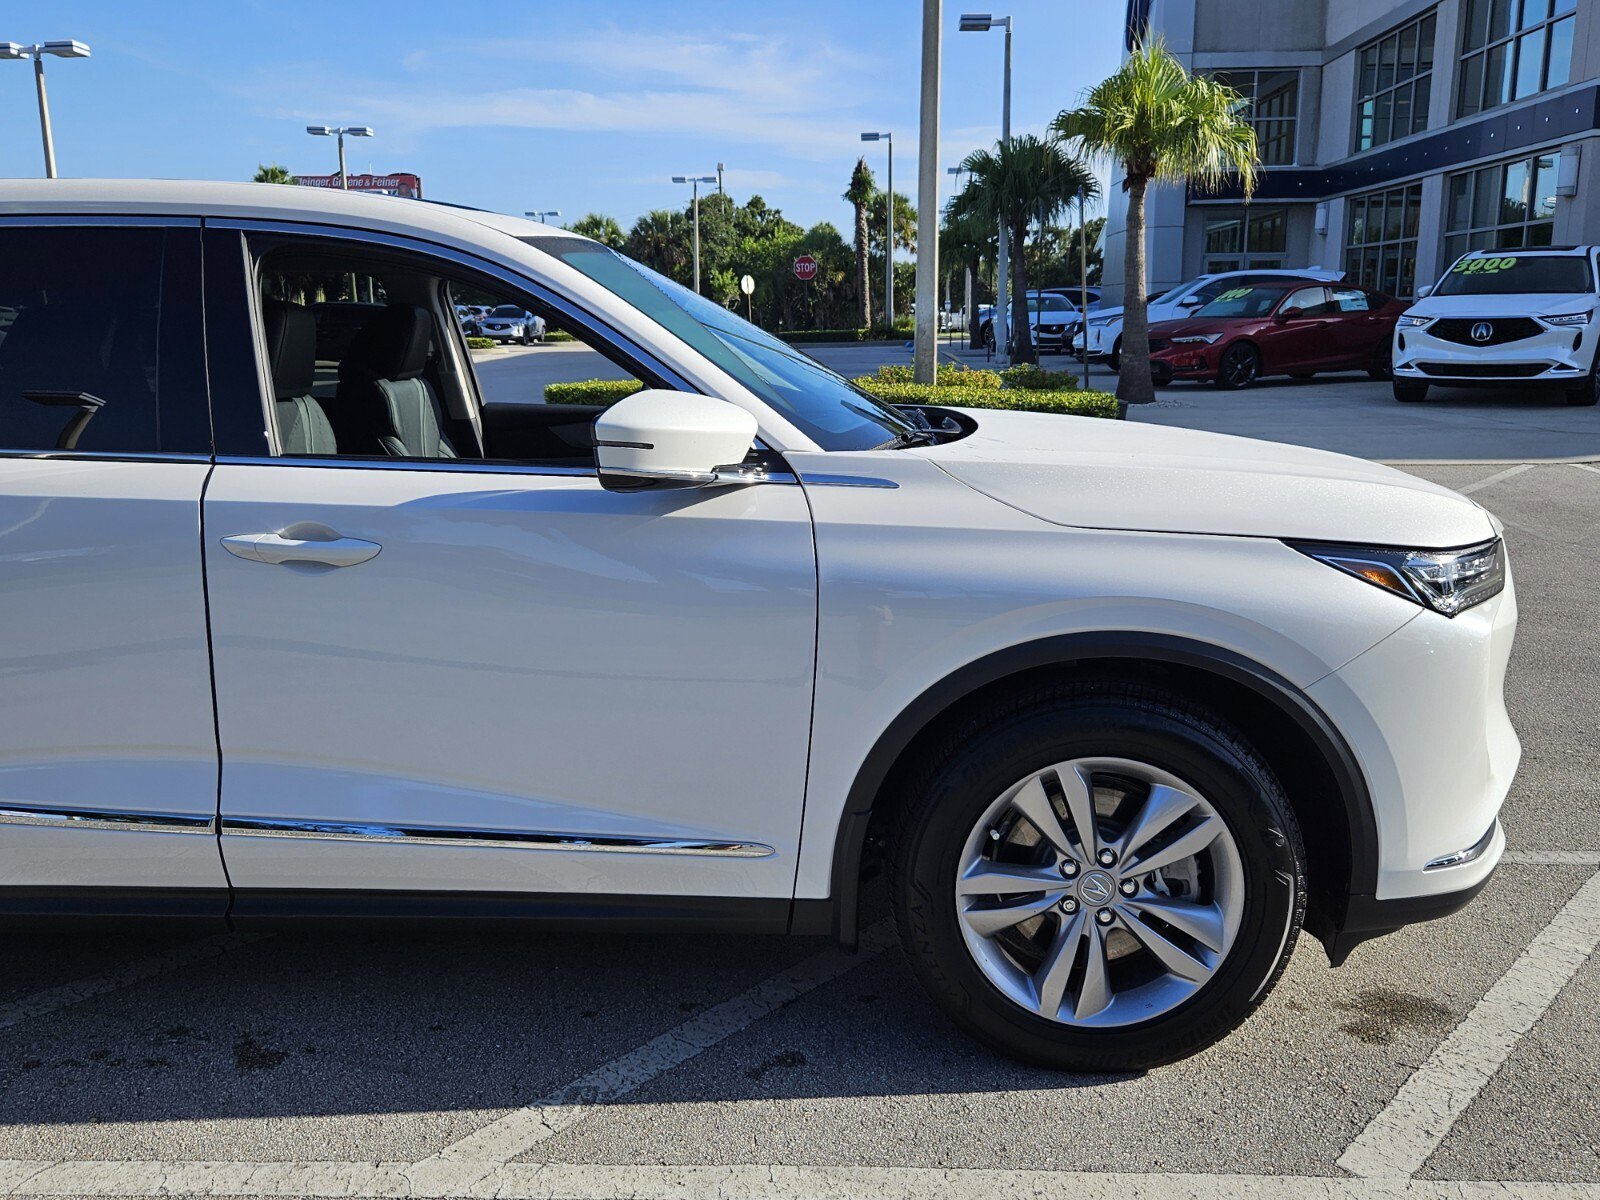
1077;870;1115;907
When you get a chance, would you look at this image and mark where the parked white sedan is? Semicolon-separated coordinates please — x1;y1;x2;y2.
0;180;1516;1070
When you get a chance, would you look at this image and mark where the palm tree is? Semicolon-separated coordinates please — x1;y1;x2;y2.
1052;39;1258;405
955;135;1097;363
941;192;996;350
624;209;693;284
252;163;295;185
844;158;875;328
566;213;626;249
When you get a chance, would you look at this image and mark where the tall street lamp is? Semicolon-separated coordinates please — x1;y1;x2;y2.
671;174;717;293
0;40;91;179
306;125;374;190
861;131;894;329
525;209;562;224
959;12;1012;357
947;165;974;346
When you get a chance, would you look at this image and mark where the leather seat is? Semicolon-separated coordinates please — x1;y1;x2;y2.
334;304;456;459
262;299;337;455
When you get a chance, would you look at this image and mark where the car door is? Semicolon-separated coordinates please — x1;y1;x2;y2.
1324;285;1391;366
199;226;817;905
1255;285;1337;373
0;220;225;897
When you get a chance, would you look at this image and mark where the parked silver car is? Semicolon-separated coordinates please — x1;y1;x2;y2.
479;304;545;344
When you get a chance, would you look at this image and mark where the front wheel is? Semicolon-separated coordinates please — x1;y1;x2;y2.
1108;338;1122;373
1564;364;1598;406
1216;344;1260;390
1367;341;1393;381
1394;379;1429;402
890;685;1305;1071
983;324;996;354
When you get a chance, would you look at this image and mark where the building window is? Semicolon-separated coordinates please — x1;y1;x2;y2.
1354;11;1437;152
1458;0;1577;118
1443;152;1560;261
1209;71;1299;165
1201;207;1289;272
1344;184;1422;298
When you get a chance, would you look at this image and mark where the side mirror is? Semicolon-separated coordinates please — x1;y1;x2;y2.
1177;295;1203;309
595;390;760;492
1416;284;1435;299
1277;307;1303;322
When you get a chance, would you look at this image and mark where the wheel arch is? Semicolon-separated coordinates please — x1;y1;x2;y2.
818;632;1377;962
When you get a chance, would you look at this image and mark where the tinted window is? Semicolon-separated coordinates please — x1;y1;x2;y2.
1435;254;1595;295
1194;285;1294;318
0;226;208;455
489;305;524;317
1283;286;1333;314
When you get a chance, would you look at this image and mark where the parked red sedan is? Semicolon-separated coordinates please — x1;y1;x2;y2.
1147;281;1407;389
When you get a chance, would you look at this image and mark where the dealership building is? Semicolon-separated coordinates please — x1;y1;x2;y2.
1101;0;1598;303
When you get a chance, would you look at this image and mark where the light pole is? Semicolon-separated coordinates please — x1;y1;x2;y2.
0;40;91;179
959;12;1012;358
671;174;717;293
861;132;894;329
947;165;974;346
913;0;943;383
306;125;374;189
717;163;726;198
525;209;562;224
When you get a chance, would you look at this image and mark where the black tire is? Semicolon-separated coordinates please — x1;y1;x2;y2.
1108;338;1122;373
983;323;996;354
1564;364;1598;406
889;683;1306;1072
1216;343;1261;390
1367;341;1393;382
1393;379;1429;403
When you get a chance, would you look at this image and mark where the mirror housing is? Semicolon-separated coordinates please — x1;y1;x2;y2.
1276;307;1304;322
1177;295;1203;309
1417;283;1435;299
594;390;761;492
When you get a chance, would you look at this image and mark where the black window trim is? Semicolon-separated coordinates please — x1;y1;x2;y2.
1351;8;1439;155
1455;0;1578;120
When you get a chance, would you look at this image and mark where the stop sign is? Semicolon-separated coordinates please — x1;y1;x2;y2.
793;254;819;282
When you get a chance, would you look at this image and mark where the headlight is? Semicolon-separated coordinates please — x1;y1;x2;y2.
1397;315;1434;328
1286;537;1505;616
1089;316;1116;327
1171;334;1221;345
1541;310;1593;327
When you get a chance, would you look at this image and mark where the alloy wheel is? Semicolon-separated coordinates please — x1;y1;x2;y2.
1218;346;1258;388
954;757;1245;1028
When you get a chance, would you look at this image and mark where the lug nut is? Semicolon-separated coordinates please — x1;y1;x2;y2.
1059;897;1078;914
1120;879;1138;896
1097;849;1117;867
1096;909;1114;926
1059;859;1079;878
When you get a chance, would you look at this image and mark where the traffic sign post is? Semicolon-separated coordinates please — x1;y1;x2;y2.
740;273;755;322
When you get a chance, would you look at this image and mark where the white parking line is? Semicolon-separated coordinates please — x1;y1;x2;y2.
1339;870;1600;1179
1;1160;1597;1199
426;922;898;1164
1505;850;1600;866
1457;463;1533;494
0;932;266;1033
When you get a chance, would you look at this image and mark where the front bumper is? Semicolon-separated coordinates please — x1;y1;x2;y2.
1150;344;1222;383
1394;320;1597;385
1076;323;1118;359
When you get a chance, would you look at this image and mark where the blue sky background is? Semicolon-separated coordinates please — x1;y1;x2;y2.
1;1;1125;233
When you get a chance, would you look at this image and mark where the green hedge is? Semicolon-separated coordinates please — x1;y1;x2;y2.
465;337;496;349
543;378;643;406
544;329;576;343
857;379;1120;418
999;363;1087;391
778;326;913;344
871;363;1003;390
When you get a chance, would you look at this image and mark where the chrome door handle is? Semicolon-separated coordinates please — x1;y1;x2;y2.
221;533;382;567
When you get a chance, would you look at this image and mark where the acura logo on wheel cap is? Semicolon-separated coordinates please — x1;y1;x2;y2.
1471;321;1494;343
1078;870;1115;907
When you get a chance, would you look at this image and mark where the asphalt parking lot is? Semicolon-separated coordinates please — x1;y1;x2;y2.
2;370;1597;1197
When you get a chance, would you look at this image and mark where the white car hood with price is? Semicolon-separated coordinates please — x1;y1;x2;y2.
924;408;1495;547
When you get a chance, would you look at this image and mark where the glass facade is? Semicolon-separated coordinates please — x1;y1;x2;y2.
1354;11;1438;151
1458;0;1577;117
1201;207;1289;272
1344;184;1424;298
1443;152;1561;261
1209;70;1300;165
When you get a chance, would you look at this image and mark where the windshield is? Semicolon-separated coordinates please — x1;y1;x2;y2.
1195;285;1293;319
489;305;523;317
1435;254;1596;296
1151;283;1192;306
1028;295;1073;312
524;235;915;451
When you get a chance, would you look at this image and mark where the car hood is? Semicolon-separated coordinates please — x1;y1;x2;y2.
1148;316;1241;338
1408;293;1596;317
926;408;1495;545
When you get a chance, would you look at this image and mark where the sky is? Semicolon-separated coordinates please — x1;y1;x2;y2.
1;0;1126;234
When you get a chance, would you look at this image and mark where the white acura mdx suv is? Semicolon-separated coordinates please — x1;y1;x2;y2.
0;182;1518;1070
1393;245;1600;405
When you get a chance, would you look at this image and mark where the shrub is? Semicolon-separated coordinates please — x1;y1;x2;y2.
778;327;911;344
465;337;496;349
999;362;1085;391
544;329;576;343
858;379;1120;419
872;363;1003;390
543;378;643;406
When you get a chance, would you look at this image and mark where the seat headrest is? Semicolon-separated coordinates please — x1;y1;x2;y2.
261;299;317;400
342;303;431;382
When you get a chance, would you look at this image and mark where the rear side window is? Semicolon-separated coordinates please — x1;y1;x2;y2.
0;226;209;455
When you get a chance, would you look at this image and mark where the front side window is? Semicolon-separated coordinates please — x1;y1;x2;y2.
1435;253;1594;296
1201;207;1288;273
1444;152;1560;261
1344;183;1423;298
525;235;915;451
1458;0;1576;118
0;226;209;456
1354;11;1437;152
1209;70;1299;165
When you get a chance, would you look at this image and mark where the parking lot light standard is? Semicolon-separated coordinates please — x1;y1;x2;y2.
959;13;1012;358
305;125;374;190
525;210;562;224
0;40;91;179
861;132;894;329
671;175;717;294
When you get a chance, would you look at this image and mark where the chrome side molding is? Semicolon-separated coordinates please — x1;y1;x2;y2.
0;805;213;835
1423;821;1498;871
221;817;775;858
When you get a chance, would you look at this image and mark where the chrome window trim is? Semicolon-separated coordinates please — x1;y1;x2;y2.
0;450;212;465
221;816;775;858
0;805;214;835
0;214;203;228
213;454;798;484
1423;821;1498;871
797;473;900;489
